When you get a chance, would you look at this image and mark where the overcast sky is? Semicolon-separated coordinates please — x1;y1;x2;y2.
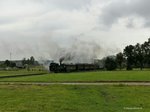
0;0;150;60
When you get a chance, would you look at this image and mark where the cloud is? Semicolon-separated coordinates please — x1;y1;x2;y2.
100;0;150;27
0;0;150;60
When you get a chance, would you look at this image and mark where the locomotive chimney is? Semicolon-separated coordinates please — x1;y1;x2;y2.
59;60;62;65
59;57;64;65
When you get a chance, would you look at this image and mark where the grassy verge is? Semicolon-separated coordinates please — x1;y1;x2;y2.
0;71;149;82
0;85;149;112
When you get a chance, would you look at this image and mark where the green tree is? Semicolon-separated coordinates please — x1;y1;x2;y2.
4;60;16;68
142;38;150;67
22;58;26;65
104;56;117;71
10;62;16;68
134;43;144;70
123;45;135;70
30;56;35;65
4;60;10;67
116;52;124;70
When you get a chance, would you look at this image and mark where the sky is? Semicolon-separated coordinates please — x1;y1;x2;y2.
0;0;150;61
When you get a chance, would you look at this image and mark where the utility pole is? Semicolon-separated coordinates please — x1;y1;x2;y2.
10;52;12;61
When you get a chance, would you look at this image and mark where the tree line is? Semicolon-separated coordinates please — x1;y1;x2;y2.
103;38;150;70
22;56;35;66
0;56;36;68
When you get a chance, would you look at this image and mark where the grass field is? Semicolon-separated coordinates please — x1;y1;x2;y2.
0;70;149;82
0;70;149;112
0;70;46;77
0;85;149;112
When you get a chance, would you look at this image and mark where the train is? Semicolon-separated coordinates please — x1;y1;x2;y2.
49;62;100;73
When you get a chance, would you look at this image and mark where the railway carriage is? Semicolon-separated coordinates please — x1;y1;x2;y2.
49;62;100;73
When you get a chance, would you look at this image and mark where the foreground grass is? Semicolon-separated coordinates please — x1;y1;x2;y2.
0;70;149;82
0;85;149;112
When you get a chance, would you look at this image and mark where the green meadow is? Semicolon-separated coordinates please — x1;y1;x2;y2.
0;85;149;112
0;70;149;82
0;70;45;77
0;70;149;112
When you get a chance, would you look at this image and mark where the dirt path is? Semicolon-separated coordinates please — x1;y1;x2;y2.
0;82;150;86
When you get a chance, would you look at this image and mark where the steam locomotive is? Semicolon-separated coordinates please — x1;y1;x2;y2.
49;62;99;73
